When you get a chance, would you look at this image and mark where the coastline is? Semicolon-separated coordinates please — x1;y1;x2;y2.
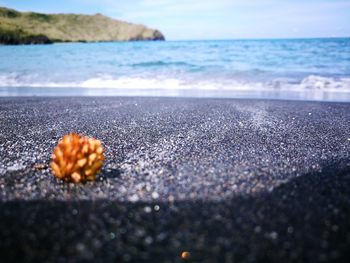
1;97;350;261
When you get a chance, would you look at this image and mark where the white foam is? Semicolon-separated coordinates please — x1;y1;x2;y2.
298;75;350;90
0;73;350;92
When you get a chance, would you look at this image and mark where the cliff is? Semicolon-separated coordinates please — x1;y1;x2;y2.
0;7;165;45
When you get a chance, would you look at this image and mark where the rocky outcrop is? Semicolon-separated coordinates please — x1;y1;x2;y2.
0;7;165;45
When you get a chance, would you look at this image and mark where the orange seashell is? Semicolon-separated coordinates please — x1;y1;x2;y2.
51;133;105;183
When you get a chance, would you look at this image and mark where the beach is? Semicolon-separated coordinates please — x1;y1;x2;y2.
0;97;350;262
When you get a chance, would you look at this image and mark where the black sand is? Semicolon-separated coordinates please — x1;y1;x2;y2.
0;97;350;262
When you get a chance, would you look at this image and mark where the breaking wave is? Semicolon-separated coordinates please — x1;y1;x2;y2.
0;73;350;92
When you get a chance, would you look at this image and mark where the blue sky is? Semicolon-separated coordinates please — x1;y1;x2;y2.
1;0;349;40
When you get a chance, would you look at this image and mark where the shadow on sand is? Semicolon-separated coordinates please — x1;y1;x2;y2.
1;161;350;263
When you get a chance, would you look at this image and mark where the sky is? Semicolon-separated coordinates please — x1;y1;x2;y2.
1;0;349;40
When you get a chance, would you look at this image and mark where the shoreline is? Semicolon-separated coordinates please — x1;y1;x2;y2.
0;97;350;261
1;88;350;103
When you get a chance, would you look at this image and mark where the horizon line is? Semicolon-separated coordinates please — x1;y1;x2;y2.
166;36;349;41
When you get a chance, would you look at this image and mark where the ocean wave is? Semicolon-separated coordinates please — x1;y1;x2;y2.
299;75;350;90
131;61;197;68
0;73;350;92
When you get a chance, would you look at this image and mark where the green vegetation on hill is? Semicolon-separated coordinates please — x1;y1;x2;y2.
0;7;165;45
0;28;52;44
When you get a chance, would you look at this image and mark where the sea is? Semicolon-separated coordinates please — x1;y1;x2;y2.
0;38;349;101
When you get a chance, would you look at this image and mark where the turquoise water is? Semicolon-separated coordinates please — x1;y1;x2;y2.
0;38;350;100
